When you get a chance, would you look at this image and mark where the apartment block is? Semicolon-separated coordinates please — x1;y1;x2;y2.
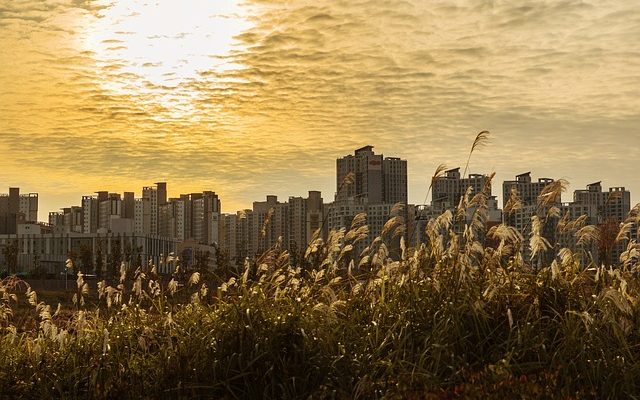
1;188;38;234
288;191;324;255
134;197;151;234
502;173;559;258
219;213;238;263
82;195;99;233
573;182;631;224
19;192;38;222
217;191;326;265
336;145;407;204
432;168;491;209
568;182;632;264
98;193;122;230
502;172;556;208
0;231;178;275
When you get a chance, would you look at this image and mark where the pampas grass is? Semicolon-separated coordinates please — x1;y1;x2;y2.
0;142;639;398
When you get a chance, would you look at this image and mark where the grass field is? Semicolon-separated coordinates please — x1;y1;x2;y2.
0;194;639;399
1;135;639;398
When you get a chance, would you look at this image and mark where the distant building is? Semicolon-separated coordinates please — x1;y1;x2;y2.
336;145;407;204
0;188;38;234
406;168;501;248
98;193;122;231
134;197;151;234
218;213;238;263
45;183;221;251
502;172;556;209
82;195;99;234
501;173;558;262
0;230;178;275
18;192;38;222
49;206;83;234
288;191;324;255
330;146;409;259
566;182;632;264
217;192;326;265
137;182;168;236
249;195;288;256
573;182;631;224
432;168;491;210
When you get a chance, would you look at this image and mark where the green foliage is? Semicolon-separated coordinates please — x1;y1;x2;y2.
2;240;18;275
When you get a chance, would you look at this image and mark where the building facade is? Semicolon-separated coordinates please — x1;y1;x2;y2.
336;145;407;204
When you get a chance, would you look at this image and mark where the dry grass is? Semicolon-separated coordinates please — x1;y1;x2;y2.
0;171;639;398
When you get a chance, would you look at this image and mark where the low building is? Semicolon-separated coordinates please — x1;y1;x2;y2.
0;230;179;276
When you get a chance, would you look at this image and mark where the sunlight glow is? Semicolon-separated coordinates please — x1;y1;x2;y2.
82;0;250;115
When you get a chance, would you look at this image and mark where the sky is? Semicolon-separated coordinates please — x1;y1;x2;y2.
0;0;638;220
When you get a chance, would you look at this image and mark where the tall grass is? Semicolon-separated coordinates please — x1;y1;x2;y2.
0;187;639;398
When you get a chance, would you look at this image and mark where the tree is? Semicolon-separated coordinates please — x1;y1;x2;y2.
67;250;79;276
194;249;211;275
181;248;192;270
95;243;104;281
79;243;94;275
132;245;143;270
2;240;18;275
598;218;619;267
122;242;133;278
29;254;46;279
213;243;228;269
107;238;122;280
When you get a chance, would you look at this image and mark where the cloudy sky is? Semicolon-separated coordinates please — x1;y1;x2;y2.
1;0;638;218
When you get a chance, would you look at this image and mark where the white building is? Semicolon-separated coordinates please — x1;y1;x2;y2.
18;193;38;222
0;229;178;275
336;146;407;204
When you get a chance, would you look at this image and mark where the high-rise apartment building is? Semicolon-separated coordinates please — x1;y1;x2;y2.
142;185;160;235
573;182;631;224
502;172;556;209
49;206;84;233
432;168;492;209
140;183;167;236
158;191;221;244
218;192;325;265
98;193;122;230
160;198;186;241
134;197;151;234
18;193;38;222
502;172;559;233
1;189;17;234
122;192;135;220
82;195;98;233
219;213;238;263
569;182;631;264
250;195;288;255
190;191;221;245
383;157;408;205
501;173;560;264
330;147;409;259
288;191;324;255
0;188;38;234
336;146;407;204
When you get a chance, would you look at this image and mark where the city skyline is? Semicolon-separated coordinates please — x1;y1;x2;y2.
3;144;637;224
4;153;637;222
1;1;639;219
2;144;634;272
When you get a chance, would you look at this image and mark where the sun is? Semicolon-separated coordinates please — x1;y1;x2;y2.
81;0;251;115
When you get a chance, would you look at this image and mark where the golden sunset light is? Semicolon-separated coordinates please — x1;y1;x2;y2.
1;1;640;396
1;0;638;217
